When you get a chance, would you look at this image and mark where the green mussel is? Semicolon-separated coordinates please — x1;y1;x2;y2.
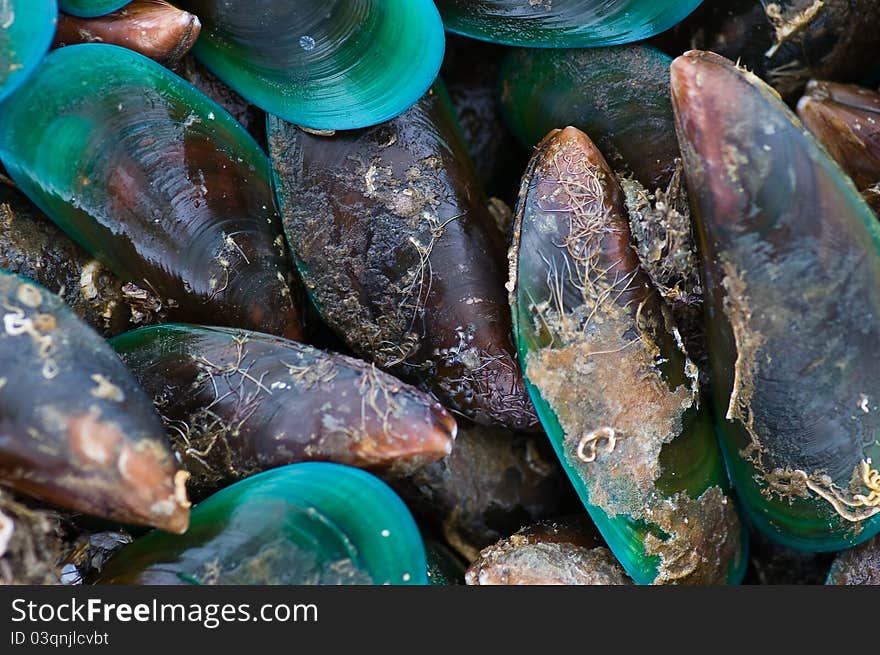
0;44;305;341
498;45;704;368
797;80;880;214
498;44;679;191
0;270;190;533
95;463;427;585
435;0;704;48
466;517;631;585
173;0;445;131
110;324;457;496
671;51;880;551
54;0;201;67
510;126;745;584
59;0;129;18
0;0;56;103
269;84;537;431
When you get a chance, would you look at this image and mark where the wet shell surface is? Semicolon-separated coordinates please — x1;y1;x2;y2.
672;51;880;550
0;44;305;341
111;323;457;496
0;270;190;534
95;463;428;585
436;0;704;48
174;0;446;130
510;126;745;584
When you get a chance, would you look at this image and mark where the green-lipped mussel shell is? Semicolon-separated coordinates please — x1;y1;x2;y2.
510;127;745;584
54;0;201;67
0;271;190;533
797;81;880;193
0;44;304;341
110;323;456;496
268;84;538;432
59;0;129;18
0;0;56;103
498;45;679;190
95;462;427;585
173;0;444;131
671;51;880;551
435;0;704;48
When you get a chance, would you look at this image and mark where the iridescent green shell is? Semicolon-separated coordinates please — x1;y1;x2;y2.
174;0;445;130
436;0;704;48
671;51;880;551
510;127;746;585
498;45;678;190
59;0;129;18
0;0;56;102
95;463;428;585
0;43;304;340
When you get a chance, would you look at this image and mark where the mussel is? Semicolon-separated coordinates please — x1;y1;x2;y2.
671;51;880;551
0;270;189;533
54;0;201;68
173;0;445;131
269;84;537;431
0;0;56;102
111;323;457;496
466;517;631;585
510;126;745;584
498;45;679;191
435;0;704;48
95;463;428;585
797;80;880;214
0;44;305;341
499;45;705;369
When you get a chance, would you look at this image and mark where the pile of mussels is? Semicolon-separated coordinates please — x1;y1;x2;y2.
1;0;880;586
